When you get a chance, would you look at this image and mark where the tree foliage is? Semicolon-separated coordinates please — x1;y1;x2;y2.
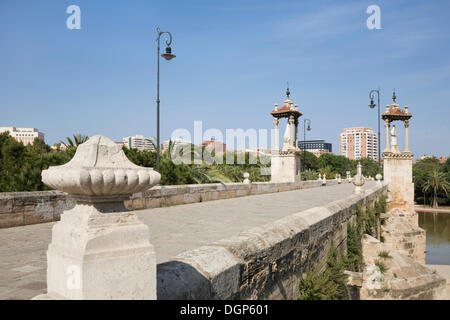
0;133;271;192
413;157;450;206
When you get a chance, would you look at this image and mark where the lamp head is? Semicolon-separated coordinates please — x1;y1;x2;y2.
161;46;176;61
369;99;376;109
307;125;311;131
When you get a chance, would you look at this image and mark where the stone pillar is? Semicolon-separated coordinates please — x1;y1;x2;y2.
294;118;299;149
404;119;410;153
243;172;250;184
34;135;161;300
384;119;390;152
273;118;279;151
353;162;365;195
289;115;295;149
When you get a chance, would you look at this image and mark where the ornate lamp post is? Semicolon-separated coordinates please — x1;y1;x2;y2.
302;118;311;176
369;89;381;173
156;27;176;172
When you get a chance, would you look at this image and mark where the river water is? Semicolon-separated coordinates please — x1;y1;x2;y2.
418;212;450;265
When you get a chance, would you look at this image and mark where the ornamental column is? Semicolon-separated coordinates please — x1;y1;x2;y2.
404;106;410;153
34;135;161;300
294;118;299;149
384;118;390;152
273;117;279;151
289;115;295;149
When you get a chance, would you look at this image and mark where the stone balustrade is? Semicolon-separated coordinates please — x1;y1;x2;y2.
0;180;340;229
157;183;388;299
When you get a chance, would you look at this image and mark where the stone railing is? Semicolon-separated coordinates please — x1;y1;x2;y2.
0;180;340;229
157;183;388;300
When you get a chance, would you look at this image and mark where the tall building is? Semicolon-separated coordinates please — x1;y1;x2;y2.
122;135;155;151
298;140;333;158
201;139;226;154
339;127;378;160
0;127;44;145
162;138;192;152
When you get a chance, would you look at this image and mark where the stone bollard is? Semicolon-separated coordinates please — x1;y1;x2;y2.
243;172;251;184
346;170;352;183
353;162;365;195
337;174;342;184
34;135;161;300
376;173;382;187
318;173;322;181
322;174;327;186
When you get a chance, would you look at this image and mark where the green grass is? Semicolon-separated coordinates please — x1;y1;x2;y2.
374;259;388;273
298;244;349;300
378;251;392;259
297;196;387;300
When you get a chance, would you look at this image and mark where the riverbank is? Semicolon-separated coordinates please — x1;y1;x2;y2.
426;264;450;300
415;205;450;213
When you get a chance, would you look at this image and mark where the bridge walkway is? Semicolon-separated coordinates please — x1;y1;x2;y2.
0;181;375;299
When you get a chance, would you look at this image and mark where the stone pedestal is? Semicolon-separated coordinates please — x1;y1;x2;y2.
44;201;156;300
383;152;416;222
382;151;425;264
34;135;161;300
270;151;301;183
353;162;365;195
381;211;426;264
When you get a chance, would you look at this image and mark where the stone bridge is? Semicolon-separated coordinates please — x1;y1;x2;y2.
0;180;384;300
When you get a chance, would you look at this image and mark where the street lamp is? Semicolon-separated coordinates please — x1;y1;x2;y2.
369;89;381;173
156;27;176;172
302;119;311;177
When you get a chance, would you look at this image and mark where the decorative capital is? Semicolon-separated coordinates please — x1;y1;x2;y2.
42;135;161;199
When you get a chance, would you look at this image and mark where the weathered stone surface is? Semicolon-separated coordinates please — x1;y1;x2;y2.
36;135;161;300
42;135;159;196
381;211;426;264
1;180;339;229
359;235;446;300
0;181;381;300
157;183;387;300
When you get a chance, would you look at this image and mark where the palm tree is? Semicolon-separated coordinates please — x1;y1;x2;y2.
318;165;333;178
422;170;449;208
190;166;232;184
60;134;89;148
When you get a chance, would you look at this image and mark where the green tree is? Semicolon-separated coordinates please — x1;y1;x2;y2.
301;151;318;171
422;169;450;208
60;134;89;148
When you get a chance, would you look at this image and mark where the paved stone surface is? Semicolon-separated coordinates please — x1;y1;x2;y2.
427;264;450;300
0;181;375;300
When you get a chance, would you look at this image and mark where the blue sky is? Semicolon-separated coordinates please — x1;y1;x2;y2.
0;0;449;157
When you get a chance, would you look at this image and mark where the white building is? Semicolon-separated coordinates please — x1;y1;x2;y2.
339;127;378;161
162;138;192;152
122;135;155;151
0;127;45;145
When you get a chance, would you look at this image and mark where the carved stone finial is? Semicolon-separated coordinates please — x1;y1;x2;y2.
353;162;365;194
37;135;160;300
42;135;160;201
243;172;251;184
346;171;352;183
376;173;382;186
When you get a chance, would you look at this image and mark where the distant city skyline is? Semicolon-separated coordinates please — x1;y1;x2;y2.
340;127;378;161
1;0;449;158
